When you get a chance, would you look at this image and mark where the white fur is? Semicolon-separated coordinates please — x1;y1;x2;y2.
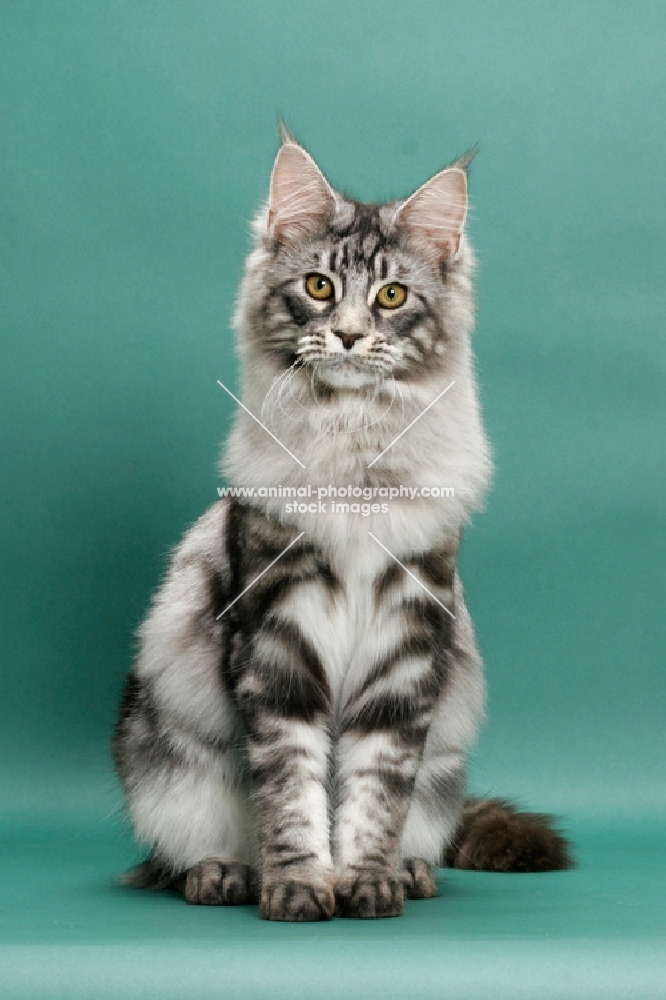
126;745;255;870
137;510;232;741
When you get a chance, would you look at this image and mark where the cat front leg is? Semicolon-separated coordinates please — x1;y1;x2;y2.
333;546;456;918
224;509;342;920
333;726;424;918
233;630;335;922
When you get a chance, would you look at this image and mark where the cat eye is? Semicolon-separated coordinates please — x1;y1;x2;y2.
376;283;407;309
305;273;334;301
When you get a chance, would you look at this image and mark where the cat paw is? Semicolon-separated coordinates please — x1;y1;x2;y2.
260;877;335;922
335;873;404;918
401;858;437;899
184;859;258;905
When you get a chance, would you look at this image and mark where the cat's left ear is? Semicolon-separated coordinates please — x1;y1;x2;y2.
393;166;468;259
268;134;336;240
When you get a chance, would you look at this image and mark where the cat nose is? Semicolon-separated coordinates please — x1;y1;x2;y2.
333;330;365;351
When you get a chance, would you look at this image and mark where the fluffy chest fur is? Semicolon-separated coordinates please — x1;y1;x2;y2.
224;345;491;550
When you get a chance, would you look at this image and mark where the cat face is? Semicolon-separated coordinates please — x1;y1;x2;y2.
246;136;472;390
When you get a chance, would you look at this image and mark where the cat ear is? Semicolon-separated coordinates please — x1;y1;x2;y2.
268;139;336;240
277;117;297;146
394;166;468;259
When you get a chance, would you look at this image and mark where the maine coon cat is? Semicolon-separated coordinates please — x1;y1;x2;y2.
113;127;570;921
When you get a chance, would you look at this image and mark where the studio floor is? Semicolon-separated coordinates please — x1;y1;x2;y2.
1;814;664;1000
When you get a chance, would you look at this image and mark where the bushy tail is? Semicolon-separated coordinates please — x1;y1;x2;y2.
444;798;573;872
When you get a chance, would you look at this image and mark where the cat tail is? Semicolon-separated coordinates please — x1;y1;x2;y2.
444;797;573;872
117;857;184;891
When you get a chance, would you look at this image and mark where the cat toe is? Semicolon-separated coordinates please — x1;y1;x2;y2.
260;878;335;922
335;873;404;918
401;858;438;899
184;859;257;905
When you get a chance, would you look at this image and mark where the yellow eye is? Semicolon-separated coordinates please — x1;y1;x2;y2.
305;273;334;301
376;283;407;309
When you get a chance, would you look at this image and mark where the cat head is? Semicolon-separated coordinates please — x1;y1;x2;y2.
237;127;476;391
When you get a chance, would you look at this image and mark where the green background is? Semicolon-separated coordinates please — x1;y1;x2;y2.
1;1;664;997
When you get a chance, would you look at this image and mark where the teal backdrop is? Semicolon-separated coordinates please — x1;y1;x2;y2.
1;2;664;998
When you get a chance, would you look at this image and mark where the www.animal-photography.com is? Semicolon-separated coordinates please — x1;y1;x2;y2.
2;3;664;998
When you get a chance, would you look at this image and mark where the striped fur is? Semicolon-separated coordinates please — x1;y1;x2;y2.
113;132;571;921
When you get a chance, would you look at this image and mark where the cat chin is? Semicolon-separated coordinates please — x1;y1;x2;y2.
313;360;381;390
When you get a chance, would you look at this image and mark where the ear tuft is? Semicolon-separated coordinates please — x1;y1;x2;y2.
453;144;480;173
277;116;297;147
268;142;335;240
394;166;468;259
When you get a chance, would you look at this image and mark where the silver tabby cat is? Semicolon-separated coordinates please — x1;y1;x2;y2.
113;127;570;921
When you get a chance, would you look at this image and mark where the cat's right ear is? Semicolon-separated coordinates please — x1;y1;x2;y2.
268;141;336;240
